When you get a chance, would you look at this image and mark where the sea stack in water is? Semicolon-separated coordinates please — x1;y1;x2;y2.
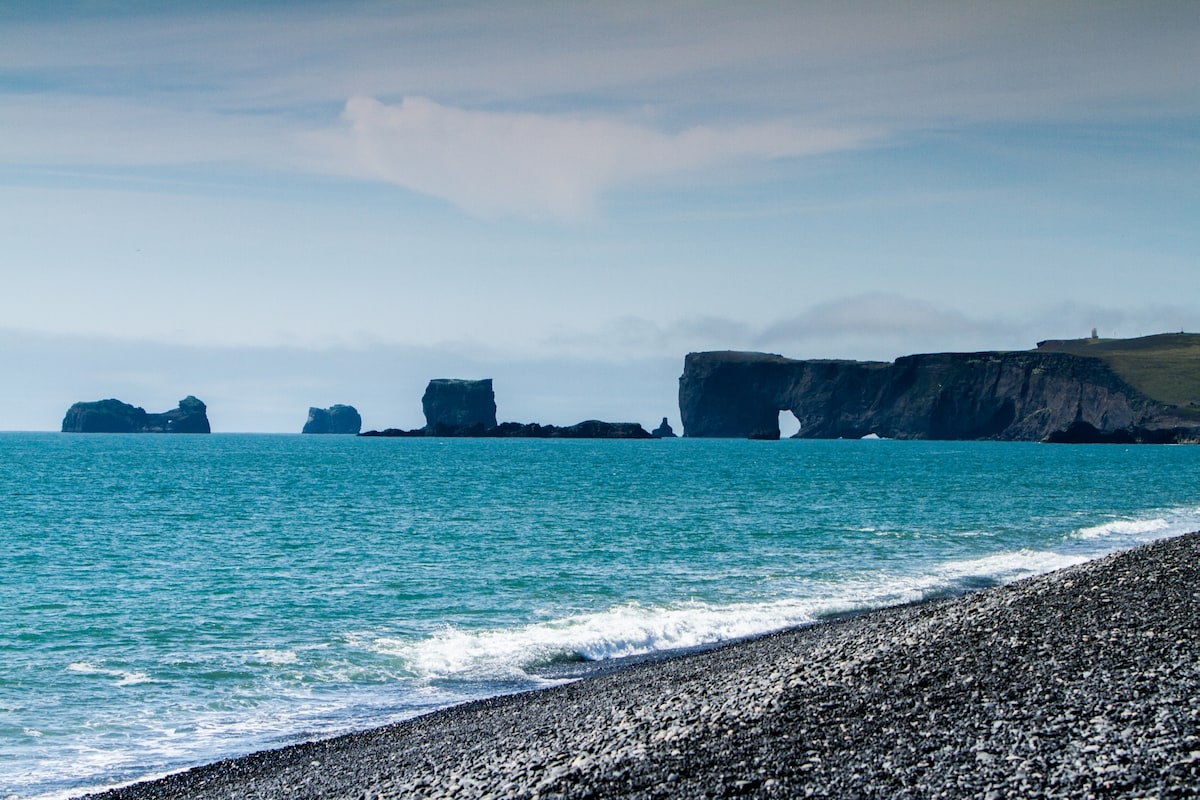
422;379;498;435
302;405;362;434
359;378;652;438
651;417;677;438
62;396;211;433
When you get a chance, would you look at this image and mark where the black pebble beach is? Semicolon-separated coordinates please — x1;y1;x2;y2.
83;532;1200;799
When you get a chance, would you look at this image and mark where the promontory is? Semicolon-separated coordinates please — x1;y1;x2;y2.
679;333;1200;442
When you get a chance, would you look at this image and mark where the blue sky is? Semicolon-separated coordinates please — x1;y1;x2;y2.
2;1;1197;431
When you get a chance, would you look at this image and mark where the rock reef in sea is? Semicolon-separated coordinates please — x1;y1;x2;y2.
360;379;652;439
62;396;211;433
302;405;362;434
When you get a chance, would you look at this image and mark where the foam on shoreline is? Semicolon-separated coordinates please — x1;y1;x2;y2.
80;531;1200;799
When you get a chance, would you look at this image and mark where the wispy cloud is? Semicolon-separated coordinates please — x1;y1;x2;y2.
327;96;871;219
3;3;1196;209
537;294;1200;363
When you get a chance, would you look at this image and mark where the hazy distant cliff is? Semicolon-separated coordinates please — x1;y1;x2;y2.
679;342;1200;443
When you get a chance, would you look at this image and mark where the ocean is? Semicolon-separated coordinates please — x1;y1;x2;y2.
3;432;1199;799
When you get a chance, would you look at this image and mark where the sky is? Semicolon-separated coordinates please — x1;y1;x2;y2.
1;1;1197;432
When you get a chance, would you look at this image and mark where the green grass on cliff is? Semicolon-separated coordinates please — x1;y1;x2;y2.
1035;333;1200;411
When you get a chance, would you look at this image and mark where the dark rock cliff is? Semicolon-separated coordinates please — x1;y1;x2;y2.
679;350;1200;443
302;405;362;434
422;379;498;433
62;396;211;433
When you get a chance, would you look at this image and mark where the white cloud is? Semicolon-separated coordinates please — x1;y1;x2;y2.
532;294;1200;365
332;96;871;219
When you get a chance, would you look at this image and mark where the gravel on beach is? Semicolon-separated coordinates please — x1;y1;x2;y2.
84;532;1200;799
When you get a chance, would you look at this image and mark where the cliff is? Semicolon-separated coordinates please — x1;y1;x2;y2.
302;405;362;434
422;379;498;434
62;396;211;433
679;346;1200;443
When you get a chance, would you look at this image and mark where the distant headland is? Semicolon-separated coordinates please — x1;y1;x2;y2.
62;396;211;433
680;333;1200;443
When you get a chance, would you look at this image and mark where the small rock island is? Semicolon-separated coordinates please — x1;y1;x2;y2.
361;379;653;439
62;396;211;433
302;405;362;434
651;417;677;438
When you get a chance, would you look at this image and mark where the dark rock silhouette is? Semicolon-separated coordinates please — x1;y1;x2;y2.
62;396;211;433
360;379;652;439
422;379;497;433
651;417;677;438
361;420;652;439
679;350;1200;443
487;421;652;439
302;405;362;434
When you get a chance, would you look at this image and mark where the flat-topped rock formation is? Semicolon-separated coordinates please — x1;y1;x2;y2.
62;396;211;433
360;379;652;439
422;379;498;434
302;405;362;434
680;337;1200;442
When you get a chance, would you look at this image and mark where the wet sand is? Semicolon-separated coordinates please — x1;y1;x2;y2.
84;532;1200;799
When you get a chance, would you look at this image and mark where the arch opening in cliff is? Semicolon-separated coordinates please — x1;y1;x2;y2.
778;410;801;439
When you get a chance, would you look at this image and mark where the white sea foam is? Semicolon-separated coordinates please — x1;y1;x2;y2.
377;506;1200;688
252;648;299;665
1074;516;1171;540
379;581;964;685
65;661;155;686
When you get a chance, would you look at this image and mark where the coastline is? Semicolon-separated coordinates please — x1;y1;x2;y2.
81;532;1200;799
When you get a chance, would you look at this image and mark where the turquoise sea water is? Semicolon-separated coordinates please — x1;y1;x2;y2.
3;432;1199;798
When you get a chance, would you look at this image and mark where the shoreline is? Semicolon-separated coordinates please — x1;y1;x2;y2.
82;532;1200;799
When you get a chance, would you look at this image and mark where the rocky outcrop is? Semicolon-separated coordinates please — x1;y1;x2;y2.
62;396;211;433
422;379;498;434
486;421;653;439
679;350;1200;443
414;378;649;437
361;421;652;439
651;417;677;438
302;405;362;434
360;378;653;439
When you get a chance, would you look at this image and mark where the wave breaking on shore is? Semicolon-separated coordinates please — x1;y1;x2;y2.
80;530;1200;799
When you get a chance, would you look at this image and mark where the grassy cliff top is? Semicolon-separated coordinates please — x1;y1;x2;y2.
1036;332;1200;409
